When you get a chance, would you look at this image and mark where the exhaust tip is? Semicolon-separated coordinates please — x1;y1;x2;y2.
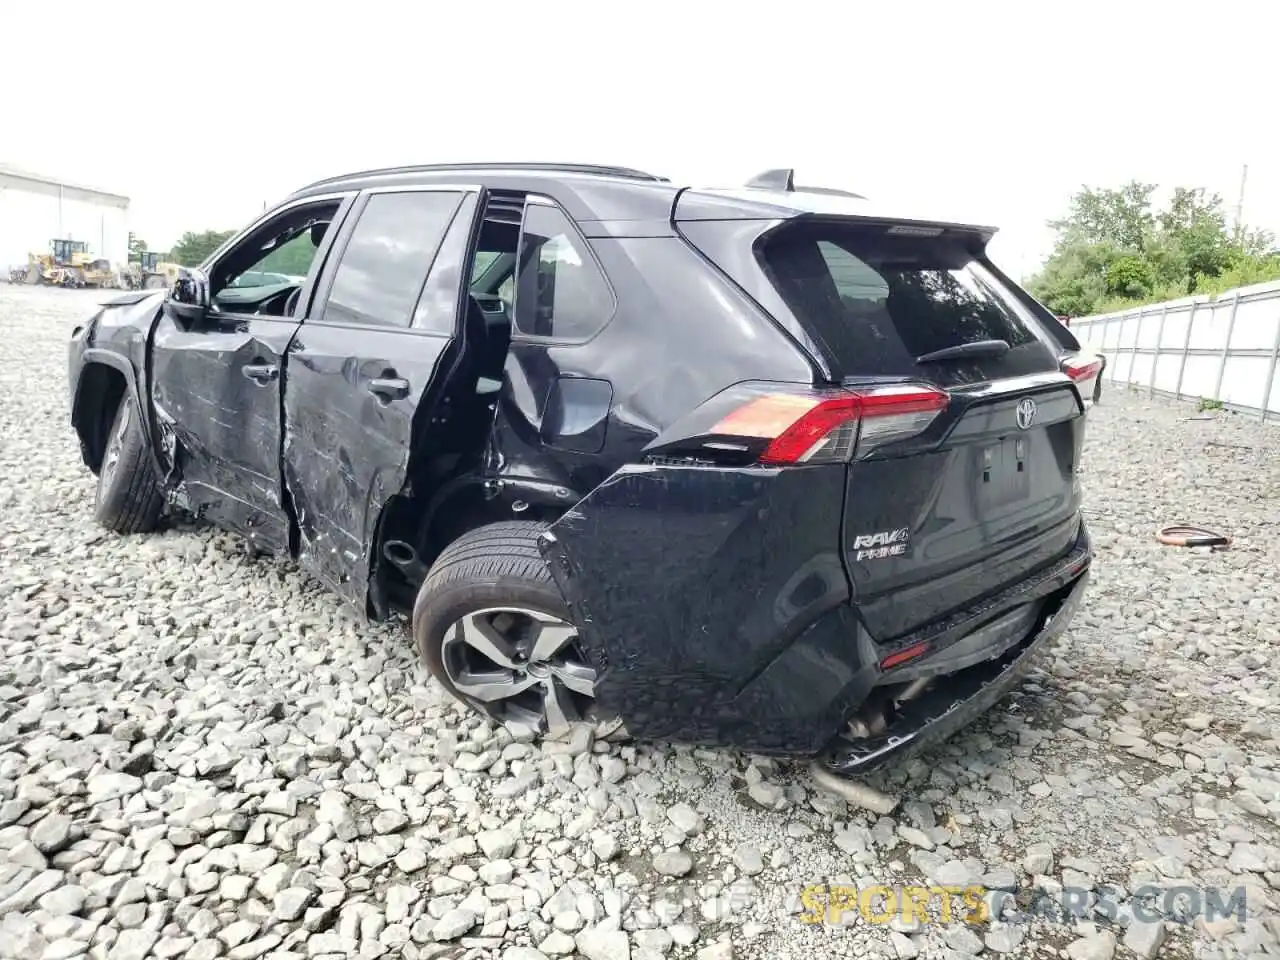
807;760;900;815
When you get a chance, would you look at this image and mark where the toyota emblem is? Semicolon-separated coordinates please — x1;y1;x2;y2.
1016;397;1037;430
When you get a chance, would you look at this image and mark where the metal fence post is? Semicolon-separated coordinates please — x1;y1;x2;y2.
1126;309;1143;386
1261;308;1280;423
1173;300;1197;400
1150;305;1169;397
1115;313;1128;385
1212;291;1242;402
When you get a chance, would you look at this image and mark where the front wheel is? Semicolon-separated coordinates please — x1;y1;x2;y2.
412;521;599;736
94;392;164;533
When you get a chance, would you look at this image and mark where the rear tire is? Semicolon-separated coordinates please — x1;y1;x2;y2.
94;391;164;534
412;521;600;736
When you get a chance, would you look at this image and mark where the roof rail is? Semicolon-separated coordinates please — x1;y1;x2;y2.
302;161;669;191
743;168;866;200
793;184;867;200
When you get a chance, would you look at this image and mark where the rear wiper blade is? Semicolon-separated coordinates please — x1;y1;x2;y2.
915;339;1010;364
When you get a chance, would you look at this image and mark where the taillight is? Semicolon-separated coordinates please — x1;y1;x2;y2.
1064;355;1103;382
710;382;949;464
1063;354;1103;406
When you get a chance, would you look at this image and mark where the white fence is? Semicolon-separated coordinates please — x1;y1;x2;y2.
1071;279;1280;421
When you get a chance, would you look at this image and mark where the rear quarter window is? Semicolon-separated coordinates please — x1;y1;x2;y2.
512;200;614;341
758;222;1060;383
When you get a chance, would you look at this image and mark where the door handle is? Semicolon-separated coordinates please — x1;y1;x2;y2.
242;362;279;384
368;376;411;402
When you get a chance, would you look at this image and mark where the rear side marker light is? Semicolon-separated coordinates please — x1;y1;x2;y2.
711;383;949;464
880;641;930;670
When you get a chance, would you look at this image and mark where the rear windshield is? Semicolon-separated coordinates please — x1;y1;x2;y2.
757;221;1060;382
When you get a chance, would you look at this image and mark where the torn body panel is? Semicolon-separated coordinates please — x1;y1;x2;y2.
282;323;453;608
67;291;166;475
538;462;863;753
480;232;819;510
149;310;298;555
540;460;1094;756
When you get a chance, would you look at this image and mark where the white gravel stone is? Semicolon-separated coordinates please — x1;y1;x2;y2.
652;850;694;877
431;907;477;941
1123;919;1166;959
478;828;518;859
575;926;631;960
275;887;316;921
1066;931;1117;960
539;931;577;955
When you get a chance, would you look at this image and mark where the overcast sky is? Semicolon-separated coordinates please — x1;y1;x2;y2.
3;0;1275;279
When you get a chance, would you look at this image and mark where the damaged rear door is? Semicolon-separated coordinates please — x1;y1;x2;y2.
282;185;481;606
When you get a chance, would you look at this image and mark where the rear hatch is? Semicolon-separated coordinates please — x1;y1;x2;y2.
749;218;1088;640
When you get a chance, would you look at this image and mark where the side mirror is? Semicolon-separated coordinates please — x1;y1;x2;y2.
164;266;210;326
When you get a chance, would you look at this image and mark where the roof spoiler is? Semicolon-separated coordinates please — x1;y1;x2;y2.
744;168;866;200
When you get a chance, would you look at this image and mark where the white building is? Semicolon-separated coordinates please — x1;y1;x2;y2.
0;164;130;270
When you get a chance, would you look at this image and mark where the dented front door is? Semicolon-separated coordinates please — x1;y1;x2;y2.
151;310;298;553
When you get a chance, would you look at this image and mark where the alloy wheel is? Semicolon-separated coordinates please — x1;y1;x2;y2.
440;606;597;735
99;401;130;501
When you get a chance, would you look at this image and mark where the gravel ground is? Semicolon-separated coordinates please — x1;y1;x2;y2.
2;283;1279;960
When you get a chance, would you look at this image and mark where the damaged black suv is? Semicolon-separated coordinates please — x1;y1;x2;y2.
67;162;1098;781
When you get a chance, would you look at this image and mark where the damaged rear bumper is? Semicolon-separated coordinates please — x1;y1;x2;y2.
541;455;1093;760
817;547;1091;778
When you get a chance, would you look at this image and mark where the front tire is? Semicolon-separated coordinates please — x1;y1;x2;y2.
412;521;599;736
94;392;164;533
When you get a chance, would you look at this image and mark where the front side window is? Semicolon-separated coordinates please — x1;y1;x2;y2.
210;200;342;311
512;201;613;340
321;191;465;329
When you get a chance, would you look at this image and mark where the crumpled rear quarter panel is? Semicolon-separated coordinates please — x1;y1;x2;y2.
539;462;879;753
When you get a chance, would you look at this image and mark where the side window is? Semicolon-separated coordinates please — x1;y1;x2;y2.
209;200;342;307
254;233;317;280
321;191;464;329
512;201;613;340
413;193;479;336
470;251;501;283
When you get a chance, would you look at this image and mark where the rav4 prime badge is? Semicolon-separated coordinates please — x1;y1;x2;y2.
853;527;910;562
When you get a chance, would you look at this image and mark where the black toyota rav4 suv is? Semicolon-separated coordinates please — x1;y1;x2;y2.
67;163;1098;780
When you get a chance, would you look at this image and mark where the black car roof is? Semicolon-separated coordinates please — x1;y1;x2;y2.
286;162;998;237
287;163;681;223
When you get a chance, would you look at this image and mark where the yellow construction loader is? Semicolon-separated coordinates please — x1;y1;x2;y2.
25;239;119;288
124;251;182;290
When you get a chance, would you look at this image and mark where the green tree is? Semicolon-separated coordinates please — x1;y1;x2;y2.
1028;180;1280;316
1048;181;1156;250
170;230;236;267
255;234;317;276
1103;255;1155;298
1157;187;1232;284
127;233;148;261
